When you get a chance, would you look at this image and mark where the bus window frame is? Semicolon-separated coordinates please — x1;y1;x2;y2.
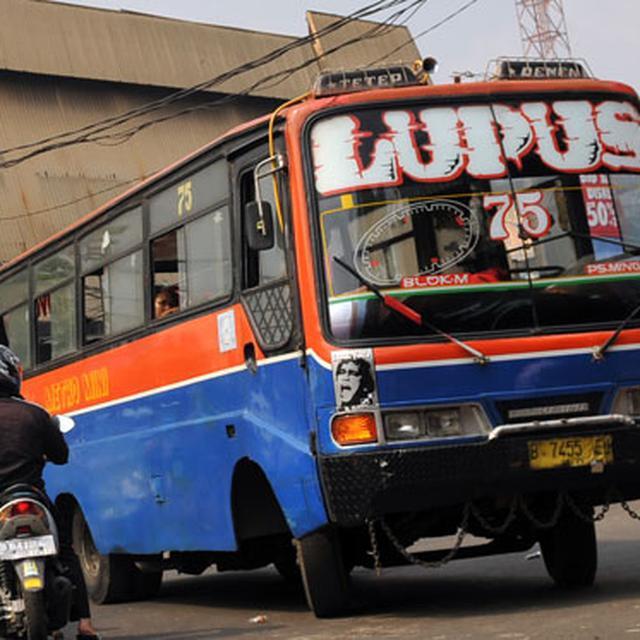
78;205;145;345
0;266;32;368
146;155;234;323
32;240;78;366
300;88;640;349
3;127;281;378
232;133;303;355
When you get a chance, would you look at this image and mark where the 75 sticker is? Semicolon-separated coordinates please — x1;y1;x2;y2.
483;190;553;240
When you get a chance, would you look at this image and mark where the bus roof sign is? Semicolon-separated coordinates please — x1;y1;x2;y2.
313;65;419;97
496;58;590;81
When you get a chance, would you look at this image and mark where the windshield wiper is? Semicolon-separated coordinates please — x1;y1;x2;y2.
332;256;490;364
592;302;640;361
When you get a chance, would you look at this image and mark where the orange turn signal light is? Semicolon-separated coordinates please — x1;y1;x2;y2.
331;413;378;446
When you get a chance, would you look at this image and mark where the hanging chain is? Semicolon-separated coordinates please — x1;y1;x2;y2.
517;492;564;529
373;503;470;570
620;499;640;520
470;496;519;535
367;519;383;576
364;486;640;576
563;491;611;523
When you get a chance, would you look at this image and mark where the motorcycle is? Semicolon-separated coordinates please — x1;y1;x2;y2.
0;483;73;639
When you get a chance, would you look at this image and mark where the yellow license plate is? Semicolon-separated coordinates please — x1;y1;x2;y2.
528;434;613;470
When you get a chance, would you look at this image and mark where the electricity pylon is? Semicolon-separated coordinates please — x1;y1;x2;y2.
515;0;572;59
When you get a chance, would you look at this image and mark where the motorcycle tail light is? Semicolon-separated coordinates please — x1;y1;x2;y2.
0;500;45;522
11;501;43;518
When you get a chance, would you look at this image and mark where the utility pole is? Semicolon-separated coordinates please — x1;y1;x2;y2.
515;0;572;59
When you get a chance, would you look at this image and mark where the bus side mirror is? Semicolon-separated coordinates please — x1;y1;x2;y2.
245;201;275;251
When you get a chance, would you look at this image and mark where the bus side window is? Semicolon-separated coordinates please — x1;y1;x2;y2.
82;252;144;341
239;150;295;353
242;168;286;290
151;206;233;318
0;269;31;368
151;229;184;318
150;159;232;319
34;246;76;364
80;208;144;343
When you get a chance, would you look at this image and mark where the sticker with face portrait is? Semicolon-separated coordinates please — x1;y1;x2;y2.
331;349;378;411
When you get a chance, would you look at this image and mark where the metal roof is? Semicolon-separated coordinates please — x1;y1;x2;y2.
307;11;420;72
0;3;420;101
0;2;422;263
0;0;322;100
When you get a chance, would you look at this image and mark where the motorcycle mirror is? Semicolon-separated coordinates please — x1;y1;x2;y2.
55;414;76;433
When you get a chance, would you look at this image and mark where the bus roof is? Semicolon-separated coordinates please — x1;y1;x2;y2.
1;75;636;276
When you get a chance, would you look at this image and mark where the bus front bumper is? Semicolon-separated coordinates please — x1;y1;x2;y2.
317;419;640;527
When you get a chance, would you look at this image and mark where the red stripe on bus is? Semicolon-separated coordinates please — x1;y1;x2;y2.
22;304;260;415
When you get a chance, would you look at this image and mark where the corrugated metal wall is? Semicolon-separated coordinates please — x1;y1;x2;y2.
0;0;320;100
0;73;279;261
0;1;420;263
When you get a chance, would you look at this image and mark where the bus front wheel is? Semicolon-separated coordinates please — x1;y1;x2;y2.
72;508;162;604
295;527;350;618
539;508;597;588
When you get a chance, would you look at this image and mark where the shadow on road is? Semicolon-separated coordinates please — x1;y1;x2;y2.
140;536;640;620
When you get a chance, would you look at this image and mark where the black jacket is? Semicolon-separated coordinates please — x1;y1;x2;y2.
0;395;68;491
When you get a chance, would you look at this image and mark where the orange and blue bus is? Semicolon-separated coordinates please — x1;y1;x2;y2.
1;57;640;617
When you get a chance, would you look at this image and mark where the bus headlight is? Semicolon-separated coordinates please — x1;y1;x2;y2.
384;404;490;441
385;412;423;440
424;408;463;437
612;387;640;415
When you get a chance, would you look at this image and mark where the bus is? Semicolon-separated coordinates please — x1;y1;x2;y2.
1;57;639;618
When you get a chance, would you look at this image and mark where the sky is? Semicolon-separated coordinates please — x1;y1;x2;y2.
52;0;639;91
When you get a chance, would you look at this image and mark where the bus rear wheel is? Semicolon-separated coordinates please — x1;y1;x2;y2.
72;508;162;604
295;527;350;618
539;508;597;588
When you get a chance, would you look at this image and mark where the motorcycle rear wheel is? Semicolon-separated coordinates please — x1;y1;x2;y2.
23;590;48;640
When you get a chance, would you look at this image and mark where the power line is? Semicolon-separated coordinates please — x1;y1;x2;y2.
0;178;141;222
0;0;410;163
85;1;427;147
0;0;481;217
0;0;425;217
370;0;482;67
0;0;422;170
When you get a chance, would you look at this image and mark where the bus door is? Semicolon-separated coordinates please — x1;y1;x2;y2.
231;141;325;540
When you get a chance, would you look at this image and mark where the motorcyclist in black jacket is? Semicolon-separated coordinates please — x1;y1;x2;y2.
0;345;101;640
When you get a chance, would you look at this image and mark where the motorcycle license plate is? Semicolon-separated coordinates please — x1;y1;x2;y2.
528;434;613;470
0;535;56;561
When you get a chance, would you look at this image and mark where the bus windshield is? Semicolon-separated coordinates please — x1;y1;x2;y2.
309;94;640;341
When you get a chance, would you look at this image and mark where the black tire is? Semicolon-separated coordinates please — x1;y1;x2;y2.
23;589;48;640
131;568;163;600
539;509;597;588
273;543;301;583
72;508;162;604
296;527;350;618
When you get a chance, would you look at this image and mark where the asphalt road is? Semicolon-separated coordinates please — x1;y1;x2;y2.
61;503;640;640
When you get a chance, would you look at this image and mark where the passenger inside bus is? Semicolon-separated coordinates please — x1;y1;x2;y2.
154;285;179;319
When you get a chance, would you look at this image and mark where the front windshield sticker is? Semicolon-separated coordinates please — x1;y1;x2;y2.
354;200;480;285
312;100;640;196
332;349;378;411
586;260;640;275
484;190;553;240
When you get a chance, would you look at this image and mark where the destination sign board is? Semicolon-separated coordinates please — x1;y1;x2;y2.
498;59;589;80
